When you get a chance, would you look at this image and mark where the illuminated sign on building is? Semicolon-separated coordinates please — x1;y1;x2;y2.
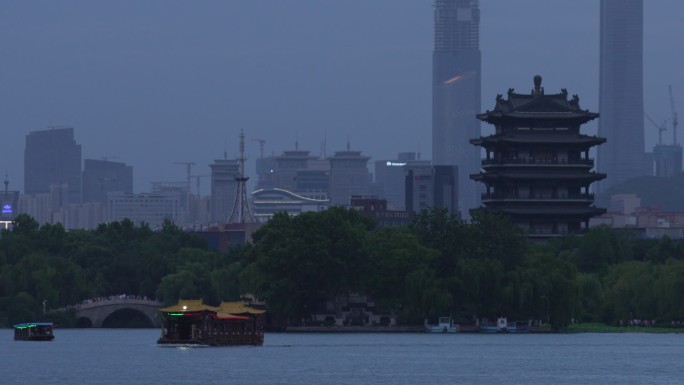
386;162;407;167
2;204;12;214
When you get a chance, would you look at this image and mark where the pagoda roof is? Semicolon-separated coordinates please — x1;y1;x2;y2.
487;206;606;217
159;299;220;313
218;301;266;316
471;171;606;181
478;76;599;124
471;133;605;146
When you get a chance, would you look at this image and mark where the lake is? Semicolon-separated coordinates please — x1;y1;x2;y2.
2;329;682;384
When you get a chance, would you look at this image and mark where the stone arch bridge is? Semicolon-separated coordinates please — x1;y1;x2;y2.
65;297;164;327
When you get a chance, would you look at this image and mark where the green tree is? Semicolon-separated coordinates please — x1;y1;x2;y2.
364;227;438;310
603;261;657;322
575;273;604;322
251;208;374;324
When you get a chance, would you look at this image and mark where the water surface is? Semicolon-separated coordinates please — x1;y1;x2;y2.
2;329;682;384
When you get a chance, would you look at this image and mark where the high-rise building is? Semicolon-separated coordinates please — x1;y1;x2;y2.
328;148;371;206
374;152;417;210
653;144;683;177
24;127;82;203
273;150;317;192
432;0;481;217
255;156;277;190
597;0;649;192
82;159;133;204
209;158;239;224
405;161;459;216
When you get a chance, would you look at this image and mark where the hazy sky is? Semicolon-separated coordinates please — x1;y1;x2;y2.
2;1;682;195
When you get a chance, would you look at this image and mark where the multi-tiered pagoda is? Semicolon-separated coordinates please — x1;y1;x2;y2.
471;76;606;239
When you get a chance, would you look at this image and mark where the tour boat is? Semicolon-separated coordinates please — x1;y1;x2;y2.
425;317;460;333
13;322;55;341
157;299;265;346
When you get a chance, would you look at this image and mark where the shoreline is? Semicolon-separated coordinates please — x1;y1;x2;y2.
281;325;552;333
281;323;684;334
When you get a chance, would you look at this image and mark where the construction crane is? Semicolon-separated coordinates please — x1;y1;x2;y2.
251;139;266;158
173;161;196;183
189;174;210;196
644;112;667;146
670;85;679;145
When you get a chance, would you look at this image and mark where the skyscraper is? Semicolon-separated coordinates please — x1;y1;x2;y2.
432;0;481;217
328;147;370;206
24;127;82;204
82;159;133;204
209;158;239;224
597;0;649;193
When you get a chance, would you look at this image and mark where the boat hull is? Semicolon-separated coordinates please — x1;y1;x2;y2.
14;335;55;341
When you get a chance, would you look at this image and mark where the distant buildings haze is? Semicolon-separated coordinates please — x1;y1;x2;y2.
82;159;133;204
24;127;82;204
8;1;682;235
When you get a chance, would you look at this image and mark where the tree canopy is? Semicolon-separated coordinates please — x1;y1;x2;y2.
2;209;684;330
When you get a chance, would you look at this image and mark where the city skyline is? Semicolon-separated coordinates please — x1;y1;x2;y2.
2;1;682;196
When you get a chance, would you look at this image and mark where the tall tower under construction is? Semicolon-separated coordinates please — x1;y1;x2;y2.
597;0;649;193
432;0;481;218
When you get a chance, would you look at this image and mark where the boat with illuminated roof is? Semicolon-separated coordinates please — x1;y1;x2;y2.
157;299;265;346
13;322;55;341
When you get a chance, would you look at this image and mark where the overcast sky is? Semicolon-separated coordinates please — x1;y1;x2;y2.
2;1;682;195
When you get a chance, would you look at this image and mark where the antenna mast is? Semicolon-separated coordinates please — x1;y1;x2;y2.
670;85;679;145
320;132;327;159
228;130;255;224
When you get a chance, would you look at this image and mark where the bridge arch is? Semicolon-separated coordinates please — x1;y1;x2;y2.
72;298;163;328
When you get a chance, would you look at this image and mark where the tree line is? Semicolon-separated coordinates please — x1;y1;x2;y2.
1;209;684;329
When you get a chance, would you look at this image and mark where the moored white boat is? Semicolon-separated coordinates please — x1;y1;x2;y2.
479;317;517;333
425;317;460;333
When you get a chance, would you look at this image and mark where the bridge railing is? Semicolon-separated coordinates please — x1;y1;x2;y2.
49;295;162;313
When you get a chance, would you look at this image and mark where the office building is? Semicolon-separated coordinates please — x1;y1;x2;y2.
374;152;417;210
432;0;481;217
255;156;277;190
82;159;133;204
24;127;82;203
328;148;371;206
405;161;458;216
209;158;239;224
597;0;649;192
351;196;414;227
107;192;181;229
653;144;683;177
273;150;317;192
